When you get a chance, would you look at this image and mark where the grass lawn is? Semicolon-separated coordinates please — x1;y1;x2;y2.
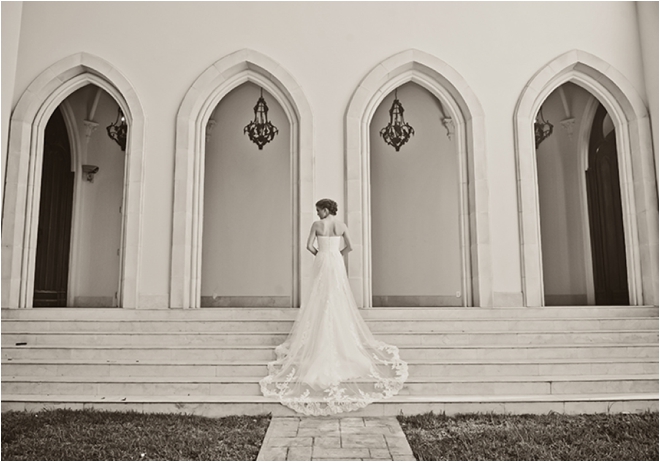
1;409;270;461
398;411;659;461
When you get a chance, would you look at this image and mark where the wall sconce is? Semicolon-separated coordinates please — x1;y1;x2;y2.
244;88;278;150
534;107;554;149
82;165;99;183
106;108;127;151
380;88;415;152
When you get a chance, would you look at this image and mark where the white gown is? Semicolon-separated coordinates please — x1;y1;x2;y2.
260;236;408;416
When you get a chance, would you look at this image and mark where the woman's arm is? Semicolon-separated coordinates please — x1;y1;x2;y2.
341;225;353;257
306;222;319;256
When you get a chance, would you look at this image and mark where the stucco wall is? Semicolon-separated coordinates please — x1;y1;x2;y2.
1;1;23;190
636;1;659;174
6;1;652;306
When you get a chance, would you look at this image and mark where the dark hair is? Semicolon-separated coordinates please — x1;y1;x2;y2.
315;198;338;215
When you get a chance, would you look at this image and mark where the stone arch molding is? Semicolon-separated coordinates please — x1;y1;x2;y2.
170;49;313;309
345;49;493;308
2;52;146;308
514;50;658;306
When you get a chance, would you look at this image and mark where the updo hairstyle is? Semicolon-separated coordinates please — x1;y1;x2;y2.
315;198;338;216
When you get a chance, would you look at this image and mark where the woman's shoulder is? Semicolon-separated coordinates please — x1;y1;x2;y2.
310;220;324;232
333;219;348;233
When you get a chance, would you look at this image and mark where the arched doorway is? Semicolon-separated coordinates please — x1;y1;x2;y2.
345;49;493;308
2;53;145;308
514;50;657;307
201;82;292;307
170;49;313;309
369;82;463;306
535;83;630;306
32;86;127;307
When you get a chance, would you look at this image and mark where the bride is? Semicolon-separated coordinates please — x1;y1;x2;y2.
260;199;408;415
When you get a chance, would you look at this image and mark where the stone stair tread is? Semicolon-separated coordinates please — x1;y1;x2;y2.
3;306;655;316
3;357;655;365
2;392;657;404
4;374;658;383
5;328;658;335
4;342;657;350
4;315;658;321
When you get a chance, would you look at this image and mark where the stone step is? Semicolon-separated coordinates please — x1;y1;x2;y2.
3;306;657;321
3;358;656;377
3;330;658;347
3;375;657;397
2;393;657;416
2;317;657;332
3;343;658;362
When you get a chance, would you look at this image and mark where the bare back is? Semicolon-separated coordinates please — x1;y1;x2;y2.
316;217;347;237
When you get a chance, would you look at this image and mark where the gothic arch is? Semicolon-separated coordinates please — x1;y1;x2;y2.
514;50;658;306
2;52;146;308
345;49;493;308
170;49;313;308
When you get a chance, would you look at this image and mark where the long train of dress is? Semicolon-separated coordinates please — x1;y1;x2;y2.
260;236;408;416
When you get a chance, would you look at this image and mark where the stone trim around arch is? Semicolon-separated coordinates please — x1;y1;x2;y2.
170;49;314;309
514;50;658;306
2;52;146;308
345;49;493;308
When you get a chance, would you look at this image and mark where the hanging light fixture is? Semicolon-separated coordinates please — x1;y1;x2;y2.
380;88;415;152
534;106;554;149
244;88;278;150
106;107;127;151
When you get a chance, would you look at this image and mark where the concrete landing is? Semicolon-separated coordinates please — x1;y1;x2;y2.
257;416;416;461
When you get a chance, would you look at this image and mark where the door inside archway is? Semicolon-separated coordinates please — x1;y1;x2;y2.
586;103;629;305
33;107;74;307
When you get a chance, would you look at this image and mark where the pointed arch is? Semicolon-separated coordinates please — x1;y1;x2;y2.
170;49;313;308
514;50;658;306
2;53;145;308
345;49;493;308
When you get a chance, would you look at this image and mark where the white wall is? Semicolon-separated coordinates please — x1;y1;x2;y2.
636;1;659;175
370;82;461;304
7;1;651;306
1;1;23;190
65;85;125;306
201;83;291;304
536;83;594;305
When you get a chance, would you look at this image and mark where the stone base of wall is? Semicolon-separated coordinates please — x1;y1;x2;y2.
372;295;462;307
73;296;115;307
200;296;292;307
545;294;589;306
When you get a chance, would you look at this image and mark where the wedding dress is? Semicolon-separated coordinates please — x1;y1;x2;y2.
259;236;408;416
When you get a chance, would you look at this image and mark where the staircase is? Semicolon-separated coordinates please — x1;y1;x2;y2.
2;306;658;416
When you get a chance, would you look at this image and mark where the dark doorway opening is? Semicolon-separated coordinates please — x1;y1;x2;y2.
33;107;74;307
586;103;629;305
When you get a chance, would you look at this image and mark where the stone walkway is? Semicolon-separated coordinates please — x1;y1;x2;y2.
256;416;416;461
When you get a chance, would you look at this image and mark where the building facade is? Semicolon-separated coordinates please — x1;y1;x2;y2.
2;1;658;310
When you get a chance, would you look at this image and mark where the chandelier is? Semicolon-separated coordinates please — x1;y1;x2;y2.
380;89;415;152
244;88;278;150
534;107;553;149
106;107;127;151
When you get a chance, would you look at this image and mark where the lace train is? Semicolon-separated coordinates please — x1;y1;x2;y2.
259;236;408;416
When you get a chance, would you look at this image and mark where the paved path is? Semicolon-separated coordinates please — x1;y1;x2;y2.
256;416;416;461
